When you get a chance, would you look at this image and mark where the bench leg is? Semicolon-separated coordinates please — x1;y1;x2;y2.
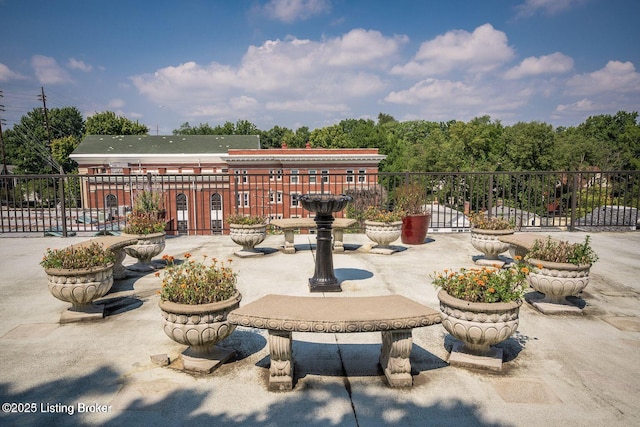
282;230;296;254
268;330;293;391
111;247;128;280
380;330;413;387
332;229;345;252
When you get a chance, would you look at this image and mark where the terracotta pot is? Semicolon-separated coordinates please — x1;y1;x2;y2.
401;213;431;244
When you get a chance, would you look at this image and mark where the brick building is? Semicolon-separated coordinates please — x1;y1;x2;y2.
71;135;385;234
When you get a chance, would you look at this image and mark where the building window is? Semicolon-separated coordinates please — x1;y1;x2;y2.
290;170;299;184
234;170;248;183
269;191;283;204
105;194;117;208
236;192;250;207
211;219;222;235
291;193;300;207
346;170;354;183
210;193;222;210
176;193;188;211
358;169;366;183
321;170;329;184
309;170;317;184
270;169;282;181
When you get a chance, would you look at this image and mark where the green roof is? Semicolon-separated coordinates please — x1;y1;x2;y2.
72;135;260;156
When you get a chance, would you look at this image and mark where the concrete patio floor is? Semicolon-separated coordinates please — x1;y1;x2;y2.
0;230;639;426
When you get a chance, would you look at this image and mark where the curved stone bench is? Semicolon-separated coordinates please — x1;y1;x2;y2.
498;233;561;258
270;218;357;254
70;235;140;280
228;294;441;390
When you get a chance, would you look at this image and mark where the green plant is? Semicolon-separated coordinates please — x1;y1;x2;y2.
159;254;237;304
226;214;267;225
432;259;530;303
394;183;429;215
132;189;165;213
469;211;513;230
527;236;599;265
362;206;405;223
123;212;166;234
40;242;116;270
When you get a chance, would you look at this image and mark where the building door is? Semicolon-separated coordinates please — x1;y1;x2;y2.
176;193;188;234
210;193;223;235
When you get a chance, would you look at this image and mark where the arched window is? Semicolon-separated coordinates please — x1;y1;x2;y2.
210;193;222;210
176;193;188;210
105;194;117;208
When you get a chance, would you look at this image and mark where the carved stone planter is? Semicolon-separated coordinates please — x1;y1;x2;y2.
122;232;166;272
229;224;267;257
364;220;402;254
470;228;514;267
526;258;591;314
159;291;242;373
438;289;521;371
45;264;114;323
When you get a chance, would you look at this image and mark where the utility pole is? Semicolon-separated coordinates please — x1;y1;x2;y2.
38;87;68;236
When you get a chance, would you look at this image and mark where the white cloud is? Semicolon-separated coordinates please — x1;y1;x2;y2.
556;98;596;112
31;55;71;84
0;63;26;81
515;0;588;18
262;0;330;23
391;24;514;76
67;58;93;72
504;52;574;79
566;60;640;96
266;99;348;113
130;29;401;121
108;99;125;109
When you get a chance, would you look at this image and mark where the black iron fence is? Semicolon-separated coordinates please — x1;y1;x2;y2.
1;171;638;236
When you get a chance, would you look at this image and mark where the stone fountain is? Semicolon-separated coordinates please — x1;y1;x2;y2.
299;194;353;292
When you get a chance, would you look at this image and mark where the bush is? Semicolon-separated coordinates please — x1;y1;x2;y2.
41;242;115;270
159;254;237;304
527;236;598;265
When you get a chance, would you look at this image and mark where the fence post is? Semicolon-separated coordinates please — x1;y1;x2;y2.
569;172;579;231
59;175;68;237
487;174;494;218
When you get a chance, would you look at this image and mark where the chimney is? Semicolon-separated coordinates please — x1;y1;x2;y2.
305;141;311;149
282;142;287;149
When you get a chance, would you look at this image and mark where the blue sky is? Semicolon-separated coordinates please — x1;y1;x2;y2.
1;0;639;134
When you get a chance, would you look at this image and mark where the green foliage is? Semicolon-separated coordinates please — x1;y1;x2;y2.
469;212;513;230
85;111;148;135
394;183;429;215
123;212;166;234
226;214;267;225
527;236;599;265
432;262;529;303
160;254;237;304
40;242;115;270
362;206;404;223
132;189;164;212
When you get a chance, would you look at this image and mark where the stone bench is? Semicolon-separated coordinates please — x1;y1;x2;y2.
498;233;561;258
270;218;357;254
228;294;441;391
70;235;139;280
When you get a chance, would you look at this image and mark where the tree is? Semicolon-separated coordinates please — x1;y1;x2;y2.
3;106;84;174
85;111;148;135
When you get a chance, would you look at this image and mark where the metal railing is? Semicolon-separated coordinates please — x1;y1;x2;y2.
1;171;638;236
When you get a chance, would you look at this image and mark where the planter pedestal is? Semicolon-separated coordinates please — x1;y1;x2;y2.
159;292;241;374
527;258;590;315
470;228;514;267
229;224;267;258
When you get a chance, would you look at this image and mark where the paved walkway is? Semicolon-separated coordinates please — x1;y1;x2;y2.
0;231;639;426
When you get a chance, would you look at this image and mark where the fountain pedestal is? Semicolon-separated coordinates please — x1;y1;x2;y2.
299;194;352;293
